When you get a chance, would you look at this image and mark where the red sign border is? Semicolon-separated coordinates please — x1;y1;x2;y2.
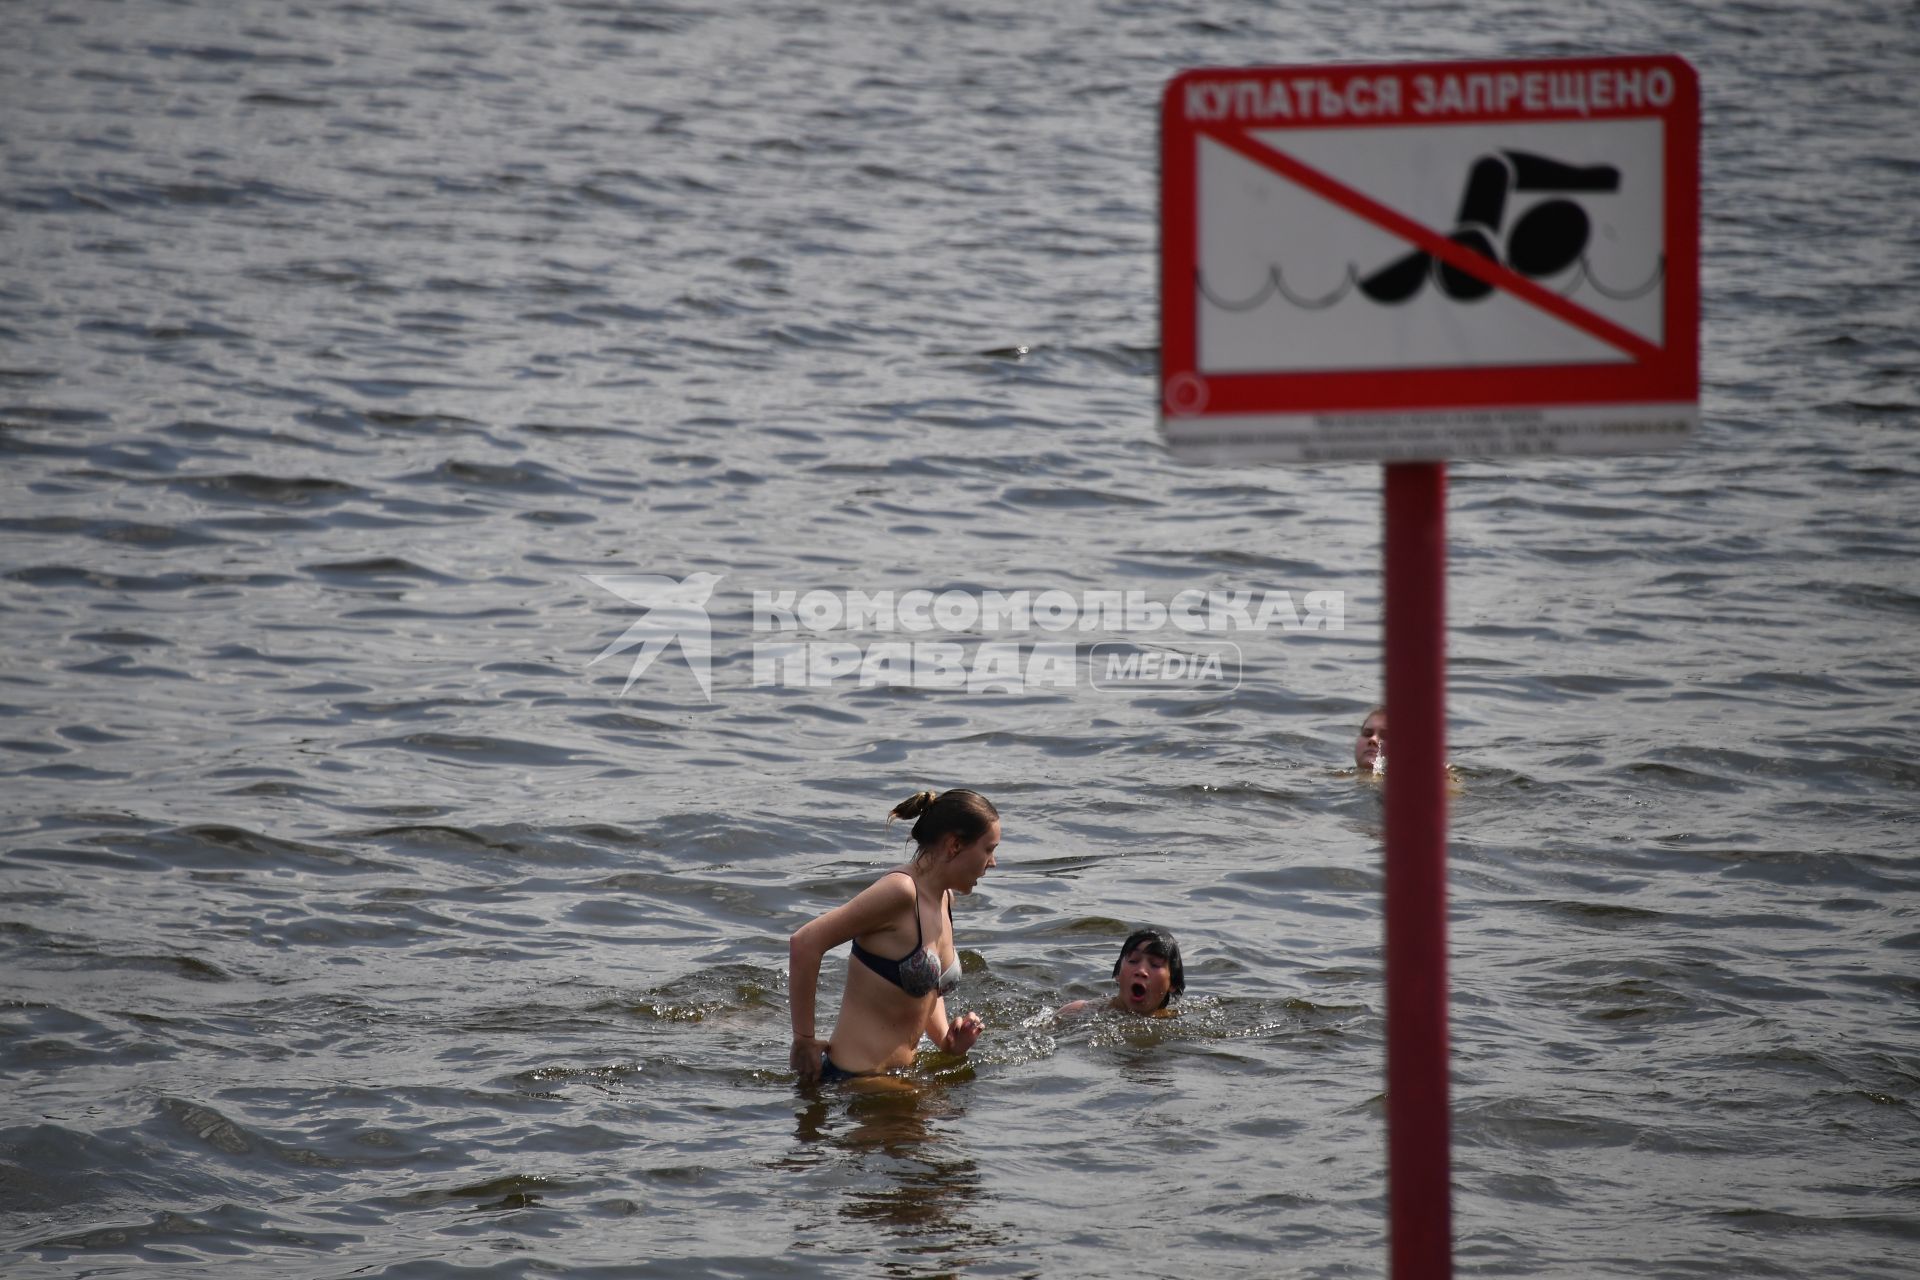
1160;55;1699;420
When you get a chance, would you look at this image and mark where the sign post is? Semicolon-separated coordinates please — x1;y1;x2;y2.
1382;458;1451;1276
1159;55;1699;1278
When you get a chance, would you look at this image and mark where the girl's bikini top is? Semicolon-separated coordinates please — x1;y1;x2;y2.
850;872;961;998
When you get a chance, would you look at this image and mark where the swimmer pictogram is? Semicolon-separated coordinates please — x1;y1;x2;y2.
1359;150;1643;303
1184;113;1684;375
1196;149;1664;314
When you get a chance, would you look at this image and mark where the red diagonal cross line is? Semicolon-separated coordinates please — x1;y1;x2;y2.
1199;125;1664;364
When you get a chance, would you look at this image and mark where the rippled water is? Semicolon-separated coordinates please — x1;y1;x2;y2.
3;0;1918;1276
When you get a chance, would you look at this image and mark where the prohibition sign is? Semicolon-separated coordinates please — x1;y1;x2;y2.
1160;55;1699;464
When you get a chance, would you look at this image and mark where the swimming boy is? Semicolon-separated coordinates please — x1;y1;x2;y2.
1058;928;1185;1018
1353;705;1386;774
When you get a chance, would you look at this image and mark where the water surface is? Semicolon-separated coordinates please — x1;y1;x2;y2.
3;1;1918;1276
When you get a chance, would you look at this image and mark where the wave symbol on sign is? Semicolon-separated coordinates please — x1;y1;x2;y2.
1199;150;1663;311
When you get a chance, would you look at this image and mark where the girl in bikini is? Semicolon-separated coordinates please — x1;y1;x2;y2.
788;789;999;1086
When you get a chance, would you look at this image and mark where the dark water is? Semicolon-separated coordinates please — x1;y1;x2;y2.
3;0;1918;1276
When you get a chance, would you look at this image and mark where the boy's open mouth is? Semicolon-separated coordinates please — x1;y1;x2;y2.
1130;981;1148;1001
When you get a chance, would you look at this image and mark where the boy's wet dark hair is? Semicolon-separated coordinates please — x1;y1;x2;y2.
1113;927;1185;1003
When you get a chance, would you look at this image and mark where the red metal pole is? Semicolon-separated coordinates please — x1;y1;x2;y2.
1382;460;1453;1279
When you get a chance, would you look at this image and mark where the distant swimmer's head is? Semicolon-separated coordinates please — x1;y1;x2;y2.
1112;927;1184;1013
889;788;1000;891
1353;706;1387;772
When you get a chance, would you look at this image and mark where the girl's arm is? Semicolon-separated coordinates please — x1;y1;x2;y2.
924;996;983;1056
787;873;916;1082
787;929;828;1084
